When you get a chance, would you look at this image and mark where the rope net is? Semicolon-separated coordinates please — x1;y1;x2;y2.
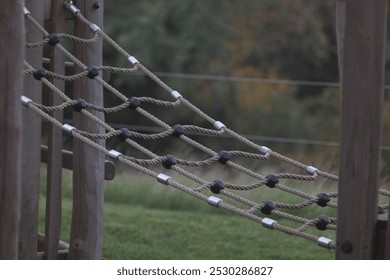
22;3;390;251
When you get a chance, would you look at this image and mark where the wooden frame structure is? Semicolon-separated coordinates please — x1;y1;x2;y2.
0;0;24;260
2;0;108;260
0;0;390;260
336;0;390;259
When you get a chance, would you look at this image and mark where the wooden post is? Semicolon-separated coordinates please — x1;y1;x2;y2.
19;1;44;260
336;0;388;259
0;0;24;260
386;209;390;259
68;0;105;259
44;0;66;260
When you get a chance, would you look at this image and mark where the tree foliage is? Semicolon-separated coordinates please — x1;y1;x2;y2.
103;1;389;162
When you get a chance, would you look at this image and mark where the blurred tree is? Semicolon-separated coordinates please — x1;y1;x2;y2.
102;1;349;155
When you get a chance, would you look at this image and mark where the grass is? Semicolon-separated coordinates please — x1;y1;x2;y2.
39;167;336;260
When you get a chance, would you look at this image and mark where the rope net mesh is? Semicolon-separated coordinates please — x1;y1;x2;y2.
22;3;390;251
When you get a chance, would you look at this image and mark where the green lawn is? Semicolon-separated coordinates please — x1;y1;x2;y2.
39;169;336;260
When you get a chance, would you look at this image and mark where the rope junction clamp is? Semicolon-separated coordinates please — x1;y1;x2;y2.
207;196;223;207
62;124;76;134
162;155;177;169
33;68;47;80
23;6;31;16
261;200;275;215
317;237;333;249
89;24;101;34
259;146;272;155
316;192;330;207
306;166;319;176
48;33;60;46
172;124;185;138
73;99;87;112
261;218;277;229
210;179;225;194
128;56;139;66
218;150;230;164
64;1;80;15
119;128;131;142
21;96;32;106
170;90;182;100
157;173;171;185
107;150;122;160
214;121;226;131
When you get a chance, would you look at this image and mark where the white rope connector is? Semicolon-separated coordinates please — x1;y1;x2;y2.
259;146;272;155
207;196;223;207
64;1;80;15
170;90;182;100
128;56;139;66
317;237;333;249
107;150;122;160
89;24;101;34
306;166;319;176
261;218;277;229
62;124;76;134
23;6;31;16
157;173;171;185
214;121;226;131
21;96;32;106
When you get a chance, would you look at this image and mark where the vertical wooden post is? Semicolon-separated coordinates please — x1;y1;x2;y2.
336;0;388;259
44;0;66;259
68;0;105;259
336;0;346;82
19;1;44;260
0;0;24;260
386;211;390;259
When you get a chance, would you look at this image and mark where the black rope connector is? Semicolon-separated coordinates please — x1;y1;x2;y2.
162;155;176;169
87;66;99;79
172;124;184;138
210;179;225;194
118;128;131;142
218;150;231;164
265;174;279;188
48;33;60;46
340;241;353;254
73;98;87;112
128;97;141;110
378;205;385;214
261;200;275;215
316;192;330;207
315;215;330;231
33;67;46;80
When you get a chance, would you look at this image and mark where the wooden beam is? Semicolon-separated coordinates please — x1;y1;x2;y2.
42;57;111;82
44;0;66;260
336;0;388;259
68;0;105;260
19;0;44;260
0;0;24;260
41;145;116;181
44;0;73;20
386;208;390;259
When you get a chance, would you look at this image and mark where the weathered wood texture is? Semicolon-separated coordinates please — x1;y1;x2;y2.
336;0;388;259
44;0;66;260
41;145;116;181
68;0;105;259
0;0;24;260
386;206;390;259
19;0;44;260
44;0;73;20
